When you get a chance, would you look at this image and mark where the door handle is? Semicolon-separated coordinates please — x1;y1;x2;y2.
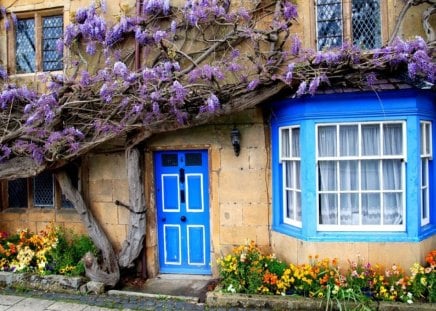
180;215;187;222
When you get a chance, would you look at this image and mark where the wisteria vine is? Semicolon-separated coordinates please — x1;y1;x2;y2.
0;0;434;172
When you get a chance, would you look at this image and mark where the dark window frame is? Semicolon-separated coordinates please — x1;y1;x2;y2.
7;8;64;74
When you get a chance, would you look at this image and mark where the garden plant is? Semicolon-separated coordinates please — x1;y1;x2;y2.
0;223;97;276
0;0;434;286
217;241;436;308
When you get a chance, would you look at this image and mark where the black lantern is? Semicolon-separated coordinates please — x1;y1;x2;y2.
230;127;241;156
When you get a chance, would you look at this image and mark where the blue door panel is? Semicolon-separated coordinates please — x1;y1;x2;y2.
187;174;203;211
164;225;181;264
188;226;205;265
162;175;179;211
155;150;210;274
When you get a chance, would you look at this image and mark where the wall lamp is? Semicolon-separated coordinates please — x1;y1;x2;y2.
230;127;241;156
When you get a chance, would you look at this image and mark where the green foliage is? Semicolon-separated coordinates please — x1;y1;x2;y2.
46;229;97;276
0;224;95;277
217;241;436;306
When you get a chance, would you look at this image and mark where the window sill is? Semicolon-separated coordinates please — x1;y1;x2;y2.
8;70;63;79
273;224;432;243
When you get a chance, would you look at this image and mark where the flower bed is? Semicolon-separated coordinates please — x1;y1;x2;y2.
0;223;96;276
217;241;436;306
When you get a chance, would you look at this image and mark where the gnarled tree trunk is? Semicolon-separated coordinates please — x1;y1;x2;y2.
56;171;120;287
118;147;147;269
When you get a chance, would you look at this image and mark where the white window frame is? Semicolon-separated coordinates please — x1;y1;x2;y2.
316;121;406;232
421;121;432;226
279;126;302;227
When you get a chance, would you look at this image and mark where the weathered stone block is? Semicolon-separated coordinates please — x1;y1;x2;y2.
89;180;113;203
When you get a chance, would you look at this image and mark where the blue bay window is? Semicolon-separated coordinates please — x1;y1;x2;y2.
271;90;435;242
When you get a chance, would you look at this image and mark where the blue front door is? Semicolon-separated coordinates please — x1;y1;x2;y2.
154;150;211;274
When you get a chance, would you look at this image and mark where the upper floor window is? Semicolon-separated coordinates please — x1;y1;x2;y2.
316;0;381;50
421;121;432;226
8;10;63;74
317;122;405;231
280;126;302;227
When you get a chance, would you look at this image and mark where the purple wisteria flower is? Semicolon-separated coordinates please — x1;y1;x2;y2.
143;0;170;16
296;81;307;97
113;61;129;78
247;79;259;91
200;93;220;113
283;1;298;20
284;63;294;84
365;72;378;86
153;30;167;43
0;66;7;80
291;35;301;56
0;145;11;162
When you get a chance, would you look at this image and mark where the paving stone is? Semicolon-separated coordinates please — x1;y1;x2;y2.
0;294;25;305
6;297;54;311
46;301;88;311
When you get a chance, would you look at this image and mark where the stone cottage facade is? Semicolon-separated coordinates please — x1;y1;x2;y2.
0;0;434;278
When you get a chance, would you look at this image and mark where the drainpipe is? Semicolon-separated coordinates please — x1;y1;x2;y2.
135;0;141;71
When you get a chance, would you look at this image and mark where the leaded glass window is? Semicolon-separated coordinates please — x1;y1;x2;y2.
316;0;381;50
316;0;343;50
34;171;54;207
14;12;63;73
16;18;36;73
8;178;28;208
43;15;63;71
351;0;381;49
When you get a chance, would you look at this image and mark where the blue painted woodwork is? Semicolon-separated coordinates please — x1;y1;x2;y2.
270;89;436;242
154;150;211;274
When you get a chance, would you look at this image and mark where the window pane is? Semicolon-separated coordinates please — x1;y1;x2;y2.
285;161;293;188
362;193;380;225
339;125;358;156
421;123;425;155
34;171;54;207
422;188;428;219
16;18;36;73
281;129;290;158
383;160;402;190
383;123;403;155
426;123;431;155
43;15;63;71
352;0;381;49
319;161;337;191
292;128;300;157
296;192;301;221
286;190;294;219
361;160;380;190
319;194;338;224
295;162;301;188
383;193;402;225
318;126;337;157
316;0;343;50
422;159;428;186
340;161;358;190
8;179;28;208
362;124;380;156
340;193;359;225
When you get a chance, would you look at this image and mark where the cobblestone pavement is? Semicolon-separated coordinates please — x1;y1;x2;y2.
0;288;259;310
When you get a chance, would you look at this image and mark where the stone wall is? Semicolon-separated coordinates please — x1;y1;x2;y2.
144;107;271;276
271;231;436;273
